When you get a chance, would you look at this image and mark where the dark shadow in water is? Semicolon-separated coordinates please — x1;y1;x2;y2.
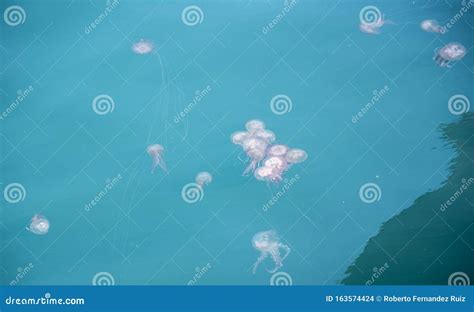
343;113;474;285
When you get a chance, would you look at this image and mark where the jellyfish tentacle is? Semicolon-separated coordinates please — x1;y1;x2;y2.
242;160;257;176
279;243;291;262
266;249;283;273
157;155;168;173
252;252;268;274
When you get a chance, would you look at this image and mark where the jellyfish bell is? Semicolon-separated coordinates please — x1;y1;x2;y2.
132;39;154;54
242;148;266;176
285;148;308;164
245;119;265;133
242;138;267;152
360;15;392;35
254;129;276;144
420;19;443;33
27;214;49;235
146;144;167;173
230;131;249;145
263;156;288;172
254;166;274;181
195;172;212;187
252;230;279;252
267;144;289;157
433;42;467;67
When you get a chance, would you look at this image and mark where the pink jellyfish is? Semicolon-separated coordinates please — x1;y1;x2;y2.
254;166;283;183
242;138;268;152
360;16;392;35
147;144;167;173
195;172;212;187
252;230;290;274
245;119;266;133
230;131;250;145
420;19;444;33
285;148;308;164
254;129;276;144
132;39;154;54
27;214;49;235
266;144;289;157
433;42;467;67
243;148;266;176
264;156;288;172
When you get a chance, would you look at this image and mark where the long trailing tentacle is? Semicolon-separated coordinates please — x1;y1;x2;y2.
266;249;283;273
252;252;268;274
279;243;291;262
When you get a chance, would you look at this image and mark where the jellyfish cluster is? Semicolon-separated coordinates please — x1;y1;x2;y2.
252;230;290;274
231;120;307;183
147;144;167;173
433;42;467;68
27;214;49;235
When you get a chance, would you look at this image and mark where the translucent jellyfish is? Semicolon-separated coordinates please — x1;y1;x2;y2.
285;148;308;164
420;19;443;33
254;129;276;144
359;16;391;35
230;131;249;145
27;214;49;235
264;156;288;172
195;172;212;187
245;119;265;133
132;39;154;54
433;42;467;67
252;230;290;274
146;144;167;173
242;138;267;152
242;148;266;176
254;166;283;183
266;144;289;157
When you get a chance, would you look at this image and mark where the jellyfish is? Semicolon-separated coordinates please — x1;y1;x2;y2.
420;19;443;33
264;156;288;172
254;165;283;183
245;119;265;133
433;42;467;67
195;172;212;187
230;131;250;145
254;129;276;144
242;148;266;176
132;39;154;54
27;214;49;235
359;16;392;35
146;144;167;173
252;230;290;274
266;144;289;157
285;148;308;164
242;138;268;152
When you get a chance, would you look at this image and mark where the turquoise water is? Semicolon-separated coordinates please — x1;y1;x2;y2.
1;0;473;285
